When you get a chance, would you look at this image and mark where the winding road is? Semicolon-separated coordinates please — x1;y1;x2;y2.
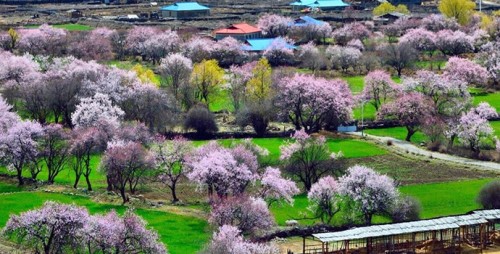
347;132;500;172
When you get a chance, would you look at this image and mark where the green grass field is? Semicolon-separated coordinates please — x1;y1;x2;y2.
473;91;500;113
353;103;377;121
399;178;496;218
195;137;387;164
0;191;209;254
490;120;500;137
0;182;24;193
25;23;93;31
364;127;428;144
0;155;107;188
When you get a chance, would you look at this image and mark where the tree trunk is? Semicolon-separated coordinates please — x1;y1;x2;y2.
106;176;112;191
304;180;312;192
119;188;129;204
405;128;416;142
17;168;24;186
73;174;81;189
365;213;373;225
170;183;179;203
85;175;93;191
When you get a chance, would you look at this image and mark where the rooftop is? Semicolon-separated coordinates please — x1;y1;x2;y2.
294;16;324;26
160;2;210;11
214;23;261;34
243;38;296;51
313;209;500;243
308;0;349;8
290;0;349;7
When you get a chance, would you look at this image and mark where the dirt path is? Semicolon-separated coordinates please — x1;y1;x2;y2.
347;132;500;172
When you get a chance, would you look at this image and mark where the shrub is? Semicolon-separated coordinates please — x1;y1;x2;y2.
389;196;421;222
184;104;218;135
236;101;275;137
477;180;500;209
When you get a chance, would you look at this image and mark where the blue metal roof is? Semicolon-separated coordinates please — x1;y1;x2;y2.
308;0;349;8
290;0;315;5
160;2;210;11
294;16;324;26
243;38;296;51
290;0;349;7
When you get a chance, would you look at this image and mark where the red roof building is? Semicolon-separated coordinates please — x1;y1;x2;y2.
214;23;262;41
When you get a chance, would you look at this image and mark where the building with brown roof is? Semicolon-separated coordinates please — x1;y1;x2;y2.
214;23;262;41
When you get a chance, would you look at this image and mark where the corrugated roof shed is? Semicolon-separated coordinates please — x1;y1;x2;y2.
160;2;209;11
473;209;500;220
313;209;499;243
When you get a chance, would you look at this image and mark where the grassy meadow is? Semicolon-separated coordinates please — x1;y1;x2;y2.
25;23;93;31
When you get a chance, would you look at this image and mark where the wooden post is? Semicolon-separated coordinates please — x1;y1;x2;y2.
303;236;306;254
322;242;325;253
366;237;371;254
345;240;349;254
412;233;416;253
326;242;329;254
480;224;485;249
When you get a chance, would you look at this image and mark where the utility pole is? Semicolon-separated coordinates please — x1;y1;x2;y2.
361;99;365;138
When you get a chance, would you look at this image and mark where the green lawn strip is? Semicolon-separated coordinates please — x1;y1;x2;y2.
0;155;107;189
473;91;500;113
24;23;93;31
0;182;24;193
399;178;496;219
194;137;387;164
0;191;209;254
364;127;428;144
491;121;500;137
353;103;377;121
342;76;364;94
272;178;496;226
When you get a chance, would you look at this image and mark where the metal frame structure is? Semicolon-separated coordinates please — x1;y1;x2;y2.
303;209;500;254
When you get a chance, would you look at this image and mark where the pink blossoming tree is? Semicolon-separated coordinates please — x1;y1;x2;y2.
0;120;43;185
280;130;343;191
339;165;398;225
454;102;498;154
307;176;341;224
257;14;293;37
100;141;155;203
209;196;275;235
443;57;489;86
204;225;279;254
360;70;400;110
377;92;436;141
275;73;354;133
152;136;194;203
3;201;89;254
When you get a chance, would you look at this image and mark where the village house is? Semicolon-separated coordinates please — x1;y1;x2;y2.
160;2;210;19
242;38;296;52
214;23;261;41
290;0;349;11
